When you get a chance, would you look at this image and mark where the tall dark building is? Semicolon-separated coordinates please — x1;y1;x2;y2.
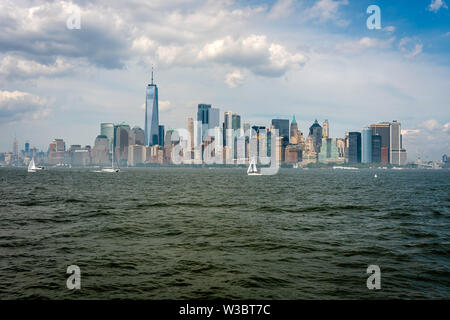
371;135;382;163
309;120;323;153
370;122;390;163
271;119;289;144
158;125;165;146
197;104;211;124
272;119;289;163
348;132;361;163
232;113;241;130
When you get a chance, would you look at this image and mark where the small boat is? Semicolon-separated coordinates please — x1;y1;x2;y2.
247;158;262;176
101;168;120;173
374;174;378;178
27;157;44;172
101;150;120;173
28;157;37;173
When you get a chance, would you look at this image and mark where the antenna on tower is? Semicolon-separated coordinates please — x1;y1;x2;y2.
151;65;154;85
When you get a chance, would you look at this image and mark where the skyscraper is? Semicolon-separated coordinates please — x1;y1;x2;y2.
197;104;211;141
371;135;382;163
272;119;289;163
145;69;159;146
132;126;145;145
209;108;220;129
232;113;241;130
101;123;115;152
290;115;299;144
223;111;232;146
272;119;289;144
370;122;390;164
13;136;18;157
348;132;361;163
187;117;194;159
389;120;407;165
322;120;329;138
361;127;372;163
309;120;323;153
158;125;165;146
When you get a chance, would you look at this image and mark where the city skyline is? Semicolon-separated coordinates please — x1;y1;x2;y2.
0;0;449;160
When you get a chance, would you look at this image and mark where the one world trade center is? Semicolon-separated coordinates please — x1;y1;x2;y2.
145;69;159;146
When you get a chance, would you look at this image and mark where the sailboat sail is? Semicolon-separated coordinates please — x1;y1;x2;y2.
28;157;37;172
247;159;260;175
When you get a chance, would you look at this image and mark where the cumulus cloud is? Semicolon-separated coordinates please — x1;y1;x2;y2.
427;0;448;12
0;56;73;79
198;35;307;77
225;70;245;88
0;90;50;122
0;1;132;69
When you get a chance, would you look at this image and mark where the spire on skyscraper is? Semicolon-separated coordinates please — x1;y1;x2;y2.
292;115;296;124
151;65;154;85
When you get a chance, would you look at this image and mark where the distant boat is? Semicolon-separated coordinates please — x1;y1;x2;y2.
28;157;44;172
28;157;37;173
247;158;262;176
101;150;120;173
374;174;378;178
333;166;358;170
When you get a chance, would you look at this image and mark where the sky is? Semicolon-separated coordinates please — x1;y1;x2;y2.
0;0;449;161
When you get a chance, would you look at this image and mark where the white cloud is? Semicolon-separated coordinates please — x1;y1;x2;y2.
0;90;49;122
399;38;423;58
427;0;448;12
304;0;349;26
140;100;172;112
335;37;394;53
383;26;396;33
402;120;450;160
159;100;172;112
198;35;307;77
0;56;73;79
268;0;294;19
225;70;245;88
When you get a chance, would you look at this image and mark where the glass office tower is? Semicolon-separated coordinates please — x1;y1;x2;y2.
145;72;159;146
348;132;361;163
361;127;372;163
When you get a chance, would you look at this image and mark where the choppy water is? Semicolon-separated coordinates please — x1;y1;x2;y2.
0;167;449;299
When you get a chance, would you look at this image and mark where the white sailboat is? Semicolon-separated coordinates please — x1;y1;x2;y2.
101;150;120;173
28;157;37;173
247;158;262;176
